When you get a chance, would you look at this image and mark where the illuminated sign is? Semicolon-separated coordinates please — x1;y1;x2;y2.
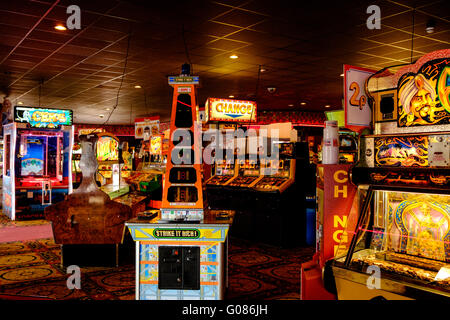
150;135;162;155
96;135;119;161
168;76;199;84
398;57;450;127
78;128;104;136
206;98;257;123
135;116;160;140
14;106;73;128
153;228;200;239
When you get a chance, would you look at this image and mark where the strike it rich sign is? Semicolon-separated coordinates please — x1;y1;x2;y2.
206;98;257;123
14;106;73;128
153;228;200;239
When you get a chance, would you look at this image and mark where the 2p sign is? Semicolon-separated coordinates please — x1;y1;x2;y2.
343;65;376;132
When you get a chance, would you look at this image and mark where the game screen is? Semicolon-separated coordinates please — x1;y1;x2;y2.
97;135;119;161
20;137;45;176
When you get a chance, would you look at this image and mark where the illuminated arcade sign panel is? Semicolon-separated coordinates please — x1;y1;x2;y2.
153;228;200;239
206;98;257;123
14;106;73;128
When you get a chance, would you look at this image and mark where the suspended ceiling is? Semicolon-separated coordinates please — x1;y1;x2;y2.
0;0;448;124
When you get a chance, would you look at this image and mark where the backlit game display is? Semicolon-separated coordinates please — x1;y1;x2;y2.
20;137;44;176
14;106;73;128
96;135;119;161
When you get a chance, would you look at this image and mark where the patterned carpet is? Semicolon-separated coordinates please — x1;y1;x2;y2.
0;214;50;228
0;236;315;300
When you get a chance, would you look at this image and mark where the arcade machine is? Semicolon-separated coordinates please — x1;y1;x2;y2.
250;141;311;247
120;141;133;178
2;106;73;220
72;141;82;189
338;130;358;164
225;158;263;188
327;49;450;299
252;142;296;192
126;64;234;300
96;132;129;199
205;159;237;186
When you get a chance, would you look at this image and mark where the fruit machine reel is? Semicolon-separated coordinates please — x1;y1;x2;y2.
327;49;450;300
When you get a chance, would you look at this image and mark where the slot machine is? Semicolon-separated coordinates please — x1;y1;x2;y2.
253;142;296;193
327;49;450;300
2;106;74;220
205;159;237;186
226;158;262;188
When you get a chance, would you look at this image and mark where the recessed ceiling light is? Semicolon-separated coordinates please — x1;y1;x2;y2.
134;85;142;89
229;54;238;59
18;101;23;105
288;104;294;107
340;73;344;77
426;19;436;34
54;25;67;31
300;102;306;105
260;67;267;72
325;105;331;108
105;108;111;111
229;95;234;98
99;114;105;118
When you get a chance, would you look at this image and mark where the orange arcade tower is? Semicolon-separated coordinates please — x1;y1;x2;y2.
160;63;204;221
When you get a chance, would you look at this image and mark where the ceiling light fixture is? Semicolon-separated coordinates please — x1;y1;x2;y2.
260;67;267;72
325;105;331;108
18;101;23;105
54;25;67;31
105;108;111;111
340;73;344;77
229;95;234;98
300;102;306;105
134;85;142;89
288;104;294;107
426;19;436;34
99;114;105;118
229;54;238;59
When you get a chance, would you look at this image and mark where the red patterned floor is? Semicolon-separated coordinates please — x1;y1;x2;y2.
0;237;315;300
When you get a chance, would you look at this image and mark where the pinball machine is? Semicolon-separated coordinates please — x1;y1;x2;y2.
2;106;74;220
328;49;450;300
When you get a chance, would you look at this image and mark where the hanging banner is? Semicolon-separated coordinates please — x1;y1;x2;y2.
135;116;160;140
343;65;376;131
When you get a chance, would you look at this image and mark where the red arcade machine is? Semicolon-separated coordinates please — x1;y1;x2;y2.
2;106;74;220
